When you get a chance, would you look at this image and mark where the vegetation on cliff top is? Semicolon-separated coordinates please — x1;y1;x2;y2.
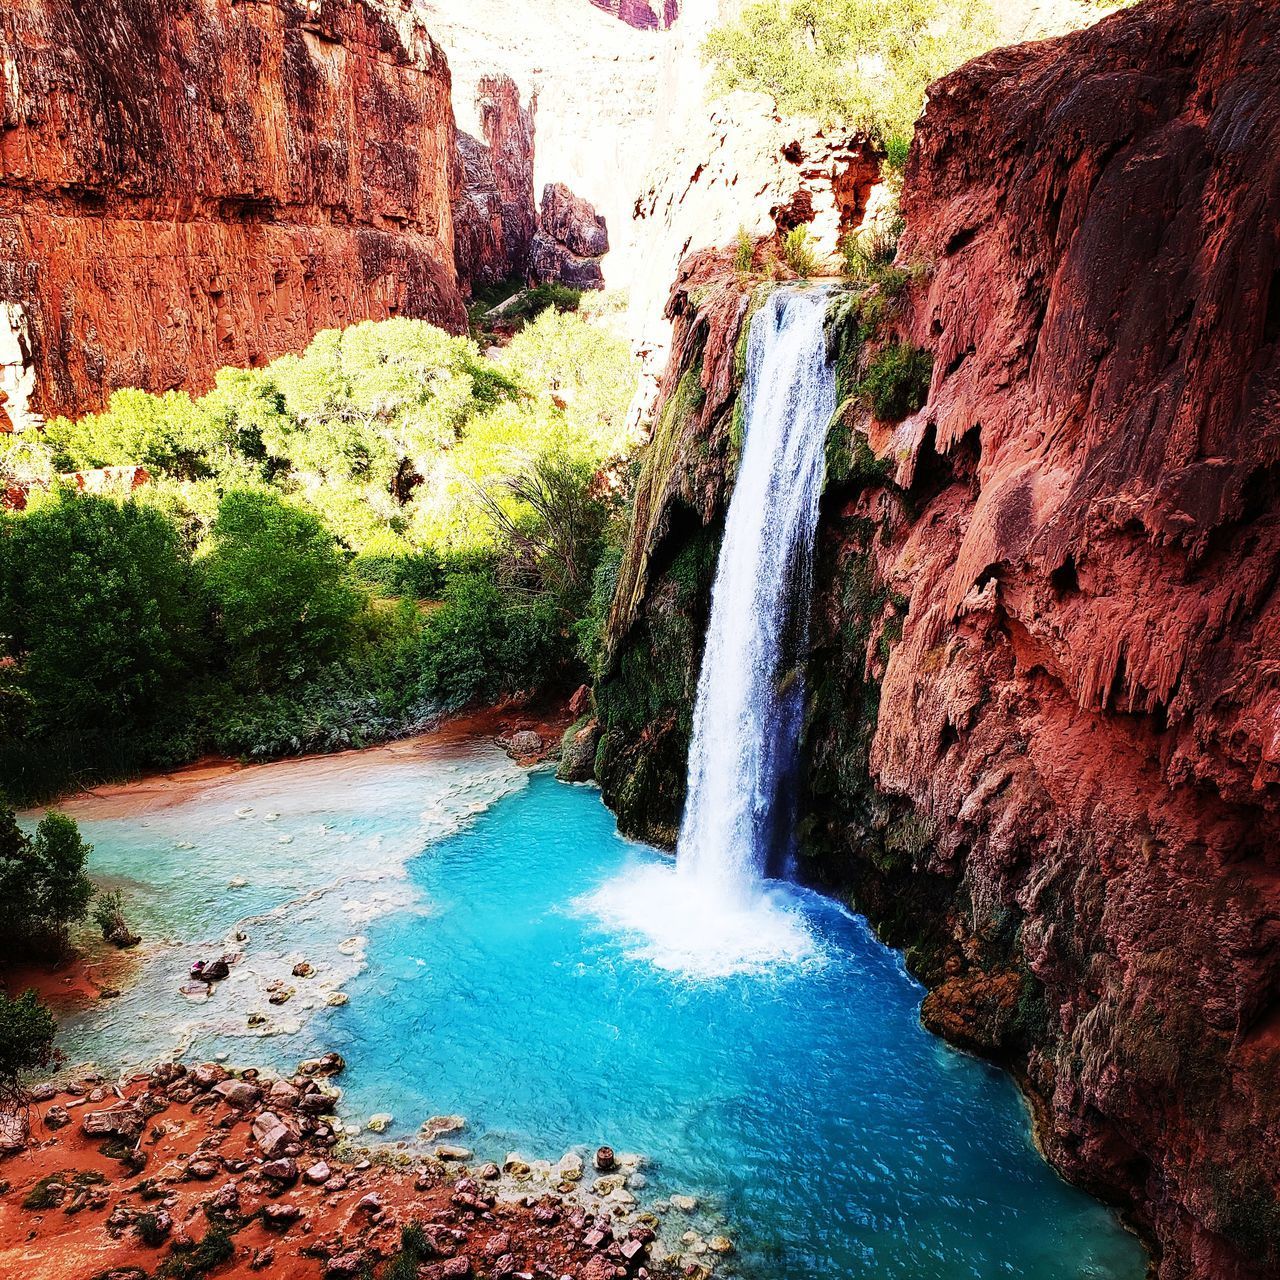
703;0;997;163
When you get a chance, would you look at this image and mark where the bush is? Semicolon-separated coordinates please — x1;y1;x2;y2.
0;805;94;960
201;490;364;690
0;989;57;1109
781;224;821;279
0;491;206;796
860;343;933;420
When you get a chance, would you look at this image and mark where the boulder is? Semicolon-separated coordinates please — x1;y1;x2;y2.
82;1102;145;1141
190;1063;229;1090
298;1052;344;1077
260;1158;299;1185
303;1161;331;1185
262;1202;303;1230
43;1105;71;1130
0;1110;28;1153
213;1079;262;1109
556;718;601;783
251;1112;298;1158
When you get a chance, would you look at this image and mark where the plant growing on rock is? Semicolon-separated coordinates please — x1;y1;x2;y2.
781;224;822;279
92;889;140;949
860;342;933;421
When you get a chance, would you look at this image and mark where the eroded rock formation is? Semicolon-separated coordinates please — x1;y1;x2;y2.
588;0;680;30
0;0;467;424
595;1;1280;1275
453;76;537;287
531;184;610;288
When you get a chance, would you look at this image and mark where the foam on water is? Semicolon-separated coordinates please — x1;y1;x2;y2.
578;861;822;978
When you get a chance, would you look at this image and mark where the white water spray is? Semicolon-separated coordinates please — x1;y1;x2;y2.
676;288;836;900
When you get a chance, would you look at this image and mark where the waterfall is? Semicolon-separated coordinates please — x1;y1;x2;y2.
677;288;836;900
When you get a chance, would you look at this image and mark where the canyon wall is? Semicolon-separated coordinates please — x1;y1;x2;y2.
594;1;1280;1275
0;0;466;427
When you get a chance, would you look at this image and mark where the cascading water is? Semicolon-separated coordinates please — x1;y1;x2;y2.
585;288;838;975
677;288;836;900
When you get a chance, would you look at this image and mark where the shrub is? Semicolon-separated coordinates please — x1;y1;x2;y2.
0;806;94;960
781;224;821;279
159;1224;236;1279
200;490;364;690
0;491;206;796
860;343;933;420
0;989;57;1109
734;226;756;278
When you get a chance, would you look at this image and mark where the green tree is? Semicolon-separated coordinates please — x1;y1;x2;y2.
0;806;93;959
200;490;364;689
0;491;206;793
0;989;57;1109
703;0;995;158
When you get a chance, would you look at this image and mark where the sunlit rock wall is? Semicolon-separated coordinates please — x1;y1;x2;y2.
0;0;466;421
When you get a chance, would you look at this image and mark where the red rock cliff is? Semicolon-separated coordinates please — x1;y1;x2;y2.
861;1;1279;1274
0;0;467;426
596;2;1280;1275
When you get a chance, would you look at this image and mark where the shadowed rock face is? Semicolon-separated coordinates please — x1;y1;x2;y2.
588;0;679;31
0;0;466;423
453;76;537;287
597;2;1280;1275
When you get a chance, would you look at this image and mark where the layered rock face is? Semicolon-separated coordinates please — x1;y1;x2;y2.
596;2;1280;1275
0;0;466;424
452;76;537;287
588;0;680;30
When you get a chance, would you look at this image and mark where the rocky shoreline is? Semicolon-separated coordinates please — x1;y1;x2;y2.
0;1054;727;1280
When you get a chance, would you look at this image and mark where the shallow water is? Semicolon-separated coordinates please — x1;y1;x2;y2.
47;756;1143;1280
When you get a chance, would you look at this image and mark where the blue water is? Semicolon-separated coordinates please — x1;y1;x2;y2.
321;772;1142;1280
43;754;1144;1279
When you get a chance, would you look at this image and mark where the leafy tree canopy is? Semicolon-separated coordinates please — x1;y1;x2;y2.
702;0;996;154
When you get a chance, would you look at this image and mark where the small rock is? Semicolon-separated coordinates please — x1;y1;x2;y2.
82;1102;145;1141
325;992;349;1007
262;1202;303;1230
356;1193;383;1215
247;1012;268;1028
325;1249;367;1277
421;1114;465;1140
594;1146;616;1173
186;1160;219;1180
251;1112;298;1158
442;1257;472;1278
366;1113;393;1133
299;1052;345;1077
267;985;294;1006
261;1158;299;1185
506;729;542;759
303;1161;331;1185
436;1145;473;1161
43;1104;71;1130
267;1080;300;1107
30;1083;58;1102
292;961;315;978
213;1079;262;1109
669;1194;697;1213
709;1236;734;1253
557;1152;584;1182
577;1257;615;1280
477;1162;501;1180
